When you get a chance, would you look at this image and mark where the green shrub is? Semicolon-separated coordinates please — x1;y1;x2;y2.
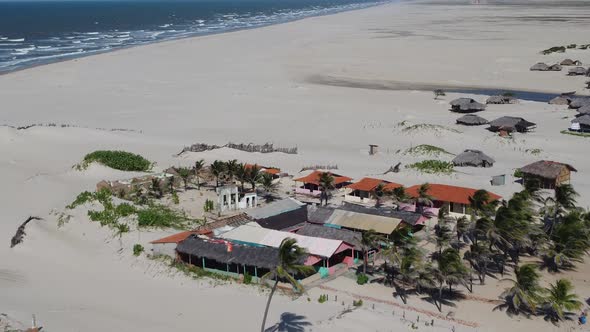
204;199;215;212
88;209;118;226
356;273;369;285
66;191;94;209
78;150;152;172
318;294;328;303
541;46;566;55
513;169;523;178
172;191;180;205
406;160;454;174
404;144;453;157
133;244;144;256
115;203;136;217
136;204;192;229
567;44;577;49
353;299;363;307
243;272;253;284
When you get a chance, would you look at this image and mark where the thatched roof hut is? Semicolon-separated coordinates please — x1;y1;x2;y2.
572;114;590;126
569;97;590;109
449;98;486;113
568;67;587;76
560;59;582;66
456;114;489;126
486;95;518;104
548;64;563;71
519;160;576;189
489;116;536;133
530;62;549;71
452;149;495;168
548;95;571;105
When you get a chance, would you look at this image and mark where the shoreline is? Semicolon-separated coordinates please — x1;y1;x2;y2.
0;0;393;77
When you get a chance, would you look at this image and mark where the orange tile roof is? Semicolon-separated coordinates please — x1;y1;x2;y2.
347;177;401;192
293;170;352;186
245;163;281;175
405;184;501;205
150;231;200;244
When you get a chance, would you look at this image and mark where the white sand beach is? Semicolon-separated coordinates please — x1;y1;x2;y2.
2;0;590;331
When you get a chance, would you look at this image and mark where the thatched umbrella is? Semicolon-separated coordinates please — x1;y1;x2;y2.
568;67;587;76
489;116;536;133
560;59;582;66
530;62;549;71
452;149;495;167
576;104;590;115
449;98;486;113
456;114;489;126
548;64;562;71
486;95;518;104
549;95;571;105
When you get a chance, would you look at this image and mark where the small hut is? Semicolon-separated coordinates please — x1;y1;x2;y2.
571;114;590;132
449;98;486;113
519;160;577;189
548;95;571;105
530;62;549;71
486;95;518;104
568;67;587;76
560;59;582;66
569;97;590;109
452;149;495;168
456;114;489;126
577;104;590;115
488;116;536;133
548;64;563;71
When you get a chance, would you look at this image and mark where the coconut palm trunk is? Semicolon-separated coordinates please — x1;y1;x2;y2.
260;279;279;332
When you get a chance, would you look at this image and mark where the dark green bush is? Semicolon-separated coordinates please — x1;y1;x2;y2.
353;299;363;307
406;160;454;174
115;203;137;217
513;169;523;178
80;150;152;172
243;272;253;284
318;294;328;303
356;273;369;285
133;244;144;256
136;204;191;229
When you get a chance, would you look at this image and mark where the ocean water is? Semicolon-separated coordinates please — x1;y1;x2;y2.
0;0;387;73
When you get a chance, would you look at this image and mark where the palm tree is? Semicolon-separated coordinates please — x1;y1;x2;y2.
259;173;278;200
225;159;239;184
391;186;410;208
361;229;381;274
463;243;491;285
318;172;334;206
455;216;470;243
546;184;579;235
543;211;590;272
210;160;226;188
236;163;248;192
193;159;205;189
434;217;453;256
495;264;543;316
260;238;314;332
468;189;497;218
176;167;192;190
542;279;582;322
415;183;433;215
247;164;261;191
374;183;386;207
432;248;468;311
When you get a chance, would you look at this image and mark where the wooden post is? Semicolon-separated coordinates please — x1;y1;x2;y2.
189;254;191;265
202;257;205;268
255;266;258;278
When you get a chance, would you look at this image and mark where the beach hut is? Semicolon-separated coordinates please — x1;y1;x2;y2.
568;67;588;76
561;59;582;66
293;170;352;196
486;95;518;104
530;62;550;71
577;104;590;115
488;116;537;133
571;114;590;132
548;64;563;71
519;160;577;190
456;114;489;126
548;95;572;105
449;98;486;113
452;149;495;168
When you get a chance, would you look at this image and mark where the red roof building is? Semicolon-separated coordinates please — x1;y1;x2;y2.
245;163;281;177
405;184;501;215
294;170;352;193
345;177;402;204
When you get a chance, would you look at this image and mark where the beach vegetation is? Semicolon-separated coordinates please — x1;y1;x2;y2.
561;129;590;137
433;89;446;99
542;279;582;322
361;229;382;274
204;199;215;212
356;273;369;285
76;150;152;172
171;191;180;205
260;238;314;332
406;160;454;174
317;294;328;303
541;46;566;55
243;272;253;285
404;144;454;157
318;172;335;206
136;204;195;229
133;244;144;256
402;123;462;134
352;299;363;307
193;159;205;189
566;43;577;49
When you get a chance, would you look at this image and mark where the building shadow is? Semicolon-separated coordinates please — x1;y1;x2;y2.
265;312;311;332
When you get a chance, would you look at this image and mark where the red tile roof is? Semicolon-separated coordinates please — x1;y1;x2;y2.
347;177;402;192
405;184;501;205
150;231;200;244
245;163;281;175
293;170;352;186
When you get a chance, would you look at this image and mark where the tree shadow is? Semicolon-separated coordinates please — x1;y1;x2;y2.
265;312;311;332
